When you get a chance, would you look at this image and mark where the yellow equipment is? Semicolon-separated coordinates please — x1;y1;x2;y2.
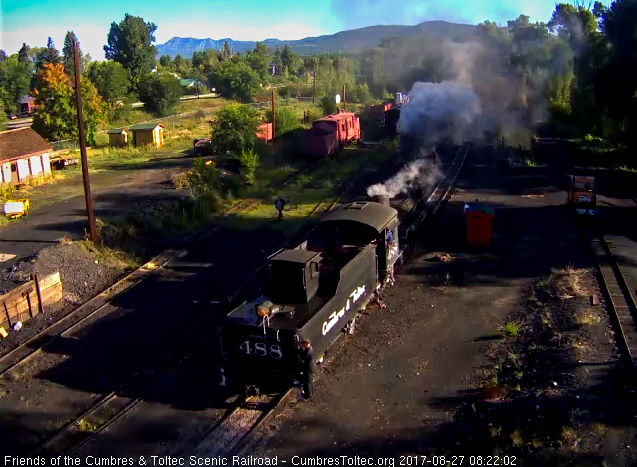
3;199;30;219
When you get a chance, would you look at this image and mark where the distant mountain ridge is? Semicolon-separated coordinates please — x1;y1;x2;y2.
156;20;477;58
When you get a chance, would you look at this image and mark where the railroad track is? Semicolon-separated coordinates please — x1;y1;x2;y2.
398;144;469;253
22;157;375;458
182;389;293;457
0;160;323;381
586;230;637;380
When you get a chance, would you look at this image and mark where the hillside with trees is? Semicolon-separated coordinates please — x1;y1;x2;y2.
0;1;636;157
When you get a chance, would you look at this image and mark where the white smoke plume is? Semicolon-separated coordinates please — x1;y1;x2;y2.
397;81;482;149
367;149;443;199
368;81;481;199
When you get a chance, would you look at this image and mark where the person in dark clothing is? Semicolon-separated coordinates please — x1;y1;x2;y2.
275;196;286;220
298;339;315;398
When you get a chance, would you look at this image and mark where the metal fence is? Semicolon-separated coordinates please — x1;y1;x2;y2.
48;97;315;151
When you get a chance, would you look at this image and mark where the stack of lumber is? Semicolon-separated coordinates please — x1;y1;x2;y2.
0;272;63;336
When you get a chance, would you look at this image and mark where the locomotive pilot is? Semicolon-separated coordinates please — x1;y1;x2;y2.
298;339;315;399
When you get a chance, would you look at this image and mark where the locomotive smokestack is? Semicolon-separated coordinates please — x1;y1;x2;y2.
372;195;390;206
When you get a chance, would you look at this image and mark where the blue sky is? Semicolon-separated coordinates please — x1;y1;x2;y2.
1;0;573;60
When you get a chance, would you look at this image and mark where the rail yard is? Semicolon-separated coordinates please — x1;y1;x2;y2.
0;103;636;466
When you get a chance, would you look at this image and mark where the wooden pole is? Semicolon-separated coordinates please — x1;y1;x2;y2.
3;302;11;327
33;273;44;315
271;90;276;139
25;290;33;319
74;39;97;243
343;84;346;110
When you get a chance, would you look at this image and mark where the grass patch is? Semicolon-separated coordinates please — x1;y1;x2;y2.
76;419;98;432
232;147;389;229
499;322;520;339
536;265;588;300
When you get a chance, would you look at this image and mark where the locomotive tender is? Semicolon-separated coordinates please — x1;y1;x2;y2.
218;201;400;390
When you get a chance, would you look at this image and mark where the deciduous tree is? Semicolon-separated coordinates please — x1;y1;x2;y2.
0;55;31;114
137;72;182;116
104;14;158;92
32;63;104;144
87;61;130;104
209;60;260;102
210;103;260;154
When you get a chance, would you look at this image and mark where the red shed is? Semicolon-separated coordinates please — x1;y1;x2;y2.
257;122;273;142
303;111;360;159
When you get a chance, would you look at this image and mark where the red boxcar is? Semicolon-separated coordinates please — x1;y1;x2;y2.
303;111;361;158
257;122;273;142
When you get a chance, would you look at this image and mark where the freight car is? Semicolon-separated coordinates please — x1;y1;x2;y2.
302;111;361;159
218;201;400;392
384;106;401;139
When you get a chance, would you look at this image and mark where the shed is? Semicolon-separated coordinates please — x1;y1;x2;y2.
18;95;36;117
0;127;52;185
107;128;128;147
129;123;165;148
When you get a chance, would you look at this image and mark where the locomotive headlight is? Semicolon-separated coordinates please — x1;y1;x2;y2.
255;300;275;317
256;305;269;317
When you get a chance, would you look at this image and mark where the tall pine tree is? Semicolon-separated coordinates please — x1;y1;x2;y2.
62;31;83;77
36;37;61;71
18;43;30;64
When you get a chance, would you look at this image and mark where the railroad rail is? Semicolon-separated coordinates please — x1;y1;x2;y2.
586;229;637;381
23;156;375;458
187;146;473;457
0;160;323;380
22;145;470;457
398;143;469;256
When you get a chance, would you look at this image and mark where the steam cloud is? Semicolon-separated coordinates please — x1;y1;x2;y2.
368;80;482;199
397;81;482;151
367;154;443;198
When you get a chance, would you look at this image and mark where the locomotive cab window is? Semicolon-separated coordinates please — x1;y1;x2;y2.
310;261;319;278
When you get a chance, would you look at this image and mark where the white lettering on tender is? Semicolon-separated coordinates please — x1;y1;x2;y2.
322;285;366;335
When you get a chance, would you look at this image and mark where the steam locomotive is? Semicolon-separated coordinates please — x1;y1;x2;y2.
218;201;400;391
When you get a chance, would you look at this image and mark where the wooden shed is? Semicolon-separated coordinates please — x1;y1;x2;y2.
129;123;165;148
107;128;128;147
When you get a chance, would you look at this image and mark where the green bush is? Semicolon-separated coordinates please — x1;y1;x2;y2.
320;95;337;116
238;148;260;185
210;103;261;154
265;107;300;136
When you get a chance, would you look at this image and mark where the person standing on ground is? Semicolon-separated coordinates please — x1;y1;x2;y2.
298;339;315;398
275;196;286;220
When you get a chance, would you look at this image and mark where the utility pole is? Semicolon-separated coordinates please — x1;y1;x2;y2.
271;90;276;139
73;39;97;243
343;84;346;110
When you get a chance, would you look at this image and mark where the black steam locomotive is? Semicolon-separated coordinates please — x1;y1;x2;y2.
218;201;401;391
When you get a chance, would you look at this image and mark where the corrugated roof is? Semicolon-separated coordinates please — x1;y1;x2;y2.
0;127;52;162
129;123;165;131
107;128;127;134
